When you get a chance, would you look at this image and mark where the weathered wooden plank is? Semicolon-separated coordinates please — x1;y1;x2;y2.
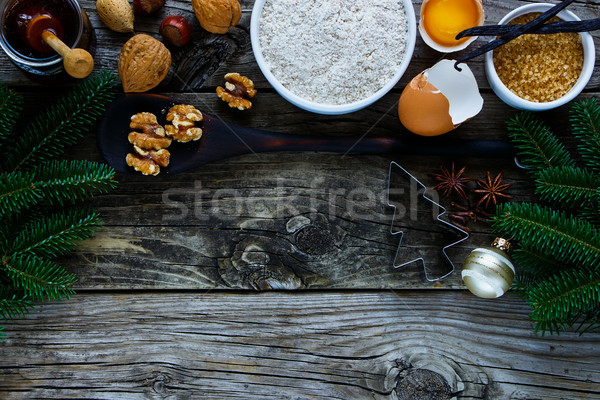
59;152;531;290
0;0;599;91
0;291;599;399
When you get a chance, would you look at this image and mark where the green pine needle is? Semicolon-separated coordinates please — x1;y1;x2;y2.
33;160;118;204
0;83;23;145
9;208;102;258
506;112;575;173
536;166;600;207
513;247;567;277
0;171;42;214
0;160;117;214
571;98;600;172
7;70;118;172
527;266;600;335
2;254;76;301
493;203;600;268
0;285;32;320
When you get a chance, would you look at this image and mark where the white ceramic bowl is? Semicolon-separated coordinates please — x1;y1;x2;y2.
418;0;484;53
485;3;595;111
250;0;417;115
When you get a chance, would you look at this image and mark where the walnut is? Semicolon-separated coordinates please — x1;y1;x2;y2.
216;73;256;110
192;0;241;34
128;112;172;150
118;34;172;93
128;132;172;150
165;104;203;142
126;146;170;175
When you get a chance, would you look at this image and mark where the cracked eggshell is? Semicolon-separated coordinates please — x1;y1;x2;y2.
397;59;483;137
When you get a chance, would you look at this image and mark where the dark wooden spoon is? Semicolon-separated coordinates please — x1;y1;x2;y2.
97;94;514;175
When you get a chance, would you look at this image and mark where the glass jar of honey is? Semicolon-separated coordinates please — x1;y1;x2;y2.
0;0;93;80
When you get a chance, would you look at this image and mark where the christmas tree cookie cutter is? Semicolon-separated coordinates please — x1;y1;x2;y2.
387;161;470;281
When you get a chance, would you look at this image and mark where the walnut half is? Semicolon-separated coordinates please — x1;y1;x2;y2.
216;72;256;110
165;104;203;143
126;146;171;176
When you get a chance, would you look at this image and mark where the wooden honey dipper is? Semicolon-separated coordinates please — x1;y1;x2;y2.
25;13;94;79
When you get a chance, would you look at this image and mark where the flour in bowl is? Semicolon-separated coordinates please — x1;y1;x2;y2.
259;0;408;105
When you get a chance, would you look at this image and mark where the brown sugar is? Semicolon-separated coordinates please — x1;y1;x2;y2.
492;13;584;103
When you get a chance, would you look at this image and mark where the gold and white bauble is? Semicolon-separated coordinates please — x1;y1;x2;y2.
461;238;514;299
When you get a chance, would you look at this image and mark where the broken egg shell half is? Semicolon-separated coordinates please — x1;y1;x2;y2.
397;59;483;137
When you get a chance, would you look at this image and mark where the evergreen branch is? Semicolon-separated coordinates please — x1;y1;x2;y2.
0;285;32;320
7;70;118;172
570;98;600;172
506;112;575;173
9;208;102;258
536;166;600;208
493;203;600;268
0;160;117;214
580;206;600;225
33;160;118;205
0;83;23;146
1;254;76;301
513;247;567;277
0;171;42;214
527;266;600;335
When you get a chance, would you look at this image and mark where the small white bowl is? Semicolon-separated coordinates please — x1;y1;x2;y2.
250;0;416;115
485;3;595;111
418;0;485;53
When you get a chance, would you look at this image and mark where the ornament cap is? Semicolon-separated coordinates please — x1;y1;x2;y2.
491;237;512;253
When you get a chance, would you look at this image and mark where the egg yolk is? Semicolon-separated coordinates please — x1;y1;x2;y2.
422;0;482;47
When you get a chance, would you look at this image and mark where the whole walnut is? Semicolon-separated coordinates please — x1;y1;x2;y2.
118;34;172;93
192;0;241;34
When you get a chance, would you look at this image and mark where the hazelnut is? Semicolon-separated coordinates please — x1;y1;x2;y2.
132;0;165;14
159;16;193;47
192;0;241;34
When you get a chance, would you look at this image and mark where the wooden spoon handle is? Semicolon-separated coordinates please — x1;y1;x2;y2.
41;30;70;56
41;31;94;79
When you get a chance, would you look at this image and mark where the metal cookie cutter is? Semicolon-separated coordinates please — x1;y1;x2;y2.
387;161;470;281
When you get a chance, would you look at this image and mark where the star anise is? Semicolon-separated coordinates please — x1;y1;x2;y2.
430;162;472;200
472;171;512;209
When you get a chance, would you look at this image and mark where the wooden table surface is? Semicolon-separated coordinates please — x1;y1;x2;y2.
2;0;600;398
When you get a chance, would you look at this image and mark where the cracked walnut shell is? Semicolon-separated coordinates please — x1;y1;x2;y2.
165;104;203;142
216;73;256;110
192;0;241;34
119;34;172;93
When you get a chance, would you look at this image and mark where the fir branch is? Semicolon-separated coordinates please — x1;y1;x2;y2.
506;112;575;173
527;266;600;335
0;160;116;214
570;98;600;172
513;247;567;277
0;83;23;146
33;160;118;205
580;206;600;225
1;254;76;301
536;166;600;208
9;208;102;258
493;203;600;268
0;171;42;214
0;285;32;320
7;70;118;172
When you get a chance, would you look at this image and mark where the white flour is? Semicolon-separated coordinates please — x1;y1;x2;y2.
259;0;408;105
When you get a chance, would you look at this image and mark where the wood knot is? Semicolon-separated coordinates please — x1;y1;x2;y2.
295;225;333;256
396;369;451;400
